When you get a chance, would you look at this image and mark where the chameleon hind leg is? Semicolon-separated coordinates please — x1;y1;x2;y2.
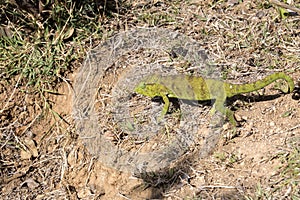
225;108;237;126
211;98;237;126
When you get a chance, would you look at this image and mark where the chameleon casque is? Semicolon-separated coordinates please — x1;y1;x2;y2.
134;72;295;125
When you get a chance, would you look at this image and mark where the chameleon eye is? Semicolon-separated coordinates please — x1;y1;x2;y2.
140;82;146;89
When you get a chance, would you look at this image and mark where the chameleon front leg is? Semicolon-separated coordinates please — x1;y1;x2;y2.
158;94;170;121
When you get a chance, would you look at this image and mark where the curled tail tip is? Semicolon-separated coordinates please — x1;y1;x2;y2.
289;83;295;93
278;72;295;93
286;75;295;93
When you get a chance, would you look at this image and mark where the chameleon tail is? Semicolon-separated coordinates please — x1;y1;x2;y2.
225;72;295;97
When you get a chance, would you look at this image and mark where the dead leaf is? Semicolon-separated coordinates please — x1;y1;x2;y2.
21;178;40;189
20;138;38;160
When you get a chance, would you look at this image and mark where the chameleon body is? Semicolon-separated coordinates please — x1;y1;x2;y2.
134;72;294;125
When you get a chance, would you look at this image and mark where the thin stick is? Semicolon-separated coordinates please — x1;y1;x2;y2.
199;185;236;189
0;75;22;114
270;0;300;14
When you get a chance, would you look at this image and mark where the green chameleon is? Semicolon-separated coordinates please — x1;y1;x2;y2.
134;72;294;126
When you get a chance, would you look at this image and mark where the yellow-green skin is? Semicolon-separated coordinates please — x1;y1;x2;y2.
134;72;294;125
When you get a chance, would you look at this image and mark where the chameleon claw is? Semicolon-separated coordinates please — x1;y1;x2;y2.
226;109;238;127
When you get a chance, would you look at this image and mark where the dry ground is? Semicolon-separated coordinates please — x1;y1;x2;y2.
1;0;300;199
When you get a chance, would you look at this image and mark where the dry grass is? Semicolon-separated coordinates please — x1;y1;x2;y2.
0;0;299;199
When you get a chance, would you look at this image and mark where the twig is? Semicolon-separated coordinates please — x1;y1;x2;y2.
0;75;22;114
199;185;236;189
1;166;30;184
289;124;300;131
270;0;300;14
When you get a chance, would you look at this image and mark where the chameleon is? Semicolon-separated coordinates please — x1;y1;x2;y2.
134;72;295;126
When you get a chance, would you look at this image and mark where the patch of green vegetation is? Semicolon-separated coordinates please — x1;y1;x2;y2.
278;147;300;197
214;152;226;162
251;183;273;200
248;142;300;199
0;0;114;89
213;151;240;166
138;12;175;26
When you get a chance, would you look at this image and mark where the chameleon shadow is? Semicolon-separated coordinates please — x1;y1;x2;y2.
151;92;286;114
227;93;284;105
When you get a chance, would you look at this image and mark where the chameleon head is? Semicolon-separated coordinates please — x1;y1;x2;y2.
134;82;159;98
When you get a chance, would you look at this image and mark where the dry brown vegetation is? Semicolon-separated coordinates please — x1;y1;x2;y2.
1;0;300;199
